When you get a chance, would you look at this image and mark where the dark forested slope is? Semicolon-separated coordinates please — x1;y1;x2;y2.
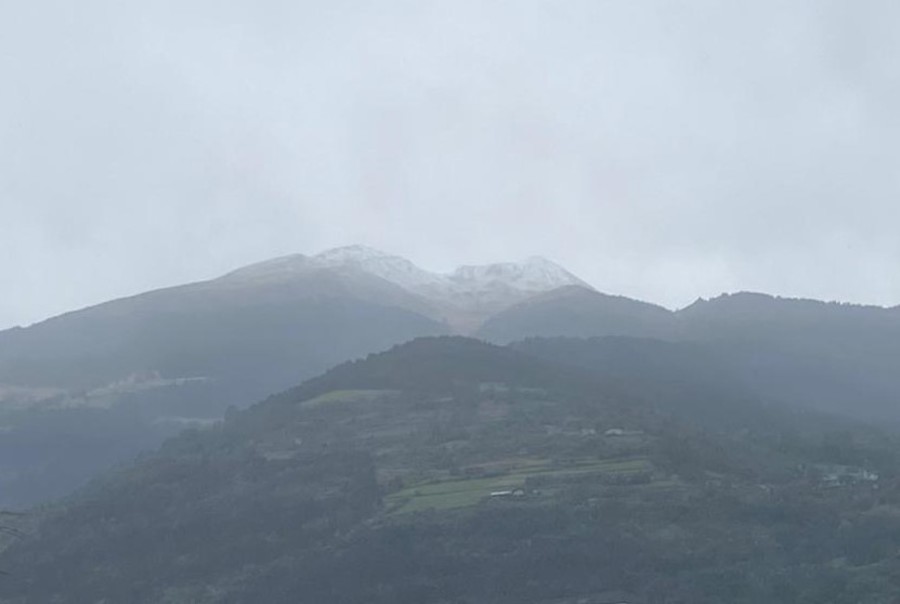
482;291;900;422
3;337;900;603
676;293;900;419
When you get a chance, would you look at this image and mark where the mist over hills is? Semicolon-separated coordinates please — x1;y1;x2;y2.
0;247;590;506
485;290;900;421
226;245;593;332
0;245;593;408
4;336;900;603
0;246;898;508
477;285;679;342
1;247;899;601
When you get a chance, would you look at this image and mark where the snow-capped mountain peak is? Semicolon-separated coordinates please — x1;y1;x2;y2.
311;245;393;266
310;246;444;290
449;256;590;293
223;246;593;330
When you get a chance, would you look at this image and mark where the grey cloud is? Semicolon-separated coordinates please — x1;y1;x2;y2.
2;0;899;328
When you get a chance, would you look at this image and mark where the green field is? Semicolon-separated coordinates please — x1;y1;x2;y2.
385;457;654;514
299;389;393;408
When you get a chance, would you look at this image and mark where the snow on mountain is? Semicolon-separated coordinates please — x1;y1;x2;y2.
312;245;446;291
223;245;439;289
222;246;593;331
221;253;313;282
449;257;592;294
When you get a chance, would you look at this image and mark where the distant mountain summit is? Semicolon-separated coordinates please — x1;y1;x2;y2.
225;245;593;331
223;245;436;291
0;245;602;505
3;245;900;511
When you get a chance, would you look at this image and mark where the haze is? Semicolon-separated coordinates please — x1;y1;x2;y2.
2;0;899;330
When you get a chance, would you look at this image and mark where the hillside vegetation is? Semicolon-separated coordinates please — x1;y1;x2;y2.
3;337;900;603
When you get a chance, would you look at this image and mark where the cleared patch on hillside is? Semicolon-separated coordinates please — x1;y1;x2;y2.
299;389;396;408
385;456;655;514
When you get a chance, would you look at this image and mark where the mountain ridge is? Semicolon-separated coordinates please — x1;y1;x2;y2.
2;246;900;508
223;245;593;331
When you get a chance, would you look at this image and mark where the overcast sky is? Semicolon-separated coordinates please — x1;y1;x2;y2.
2;1;899;329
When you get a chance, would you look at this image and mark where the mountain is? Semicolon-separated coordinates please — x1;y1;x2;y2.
478;285;678;343
676;292;900;421
4;336;900;603
231;245;592;331
0;246;592;506
0;245;595;411
3;246;900;509
0;250;447;506
480;289;900;422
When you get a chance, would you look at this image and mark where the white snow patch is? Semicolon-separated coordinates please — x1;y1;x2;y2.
222;245;593;328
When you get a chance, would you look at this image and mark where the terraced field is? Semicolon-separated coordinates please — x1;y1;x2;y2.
385;456;655;514
299;389;395;408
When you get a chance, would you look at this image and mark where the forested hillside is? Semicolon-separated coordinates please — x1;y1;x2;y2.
484;292;900;423
4;337;900;603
